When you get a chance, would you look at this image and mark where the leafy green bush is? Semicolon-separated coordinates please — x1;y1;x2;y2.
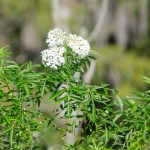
0;48;49;149
78;80;150;150
0;29;150;149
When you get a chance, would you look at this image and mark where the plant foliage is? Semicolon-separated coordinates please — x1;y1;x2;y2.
0;47;150;149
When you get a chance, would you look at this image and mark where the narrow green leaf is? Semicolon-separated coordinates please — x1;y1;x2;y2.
72;121;76;135
41;81;46;97
55;96;68;103
113;114;122;122
10;125;14;148
92;100;96;123
115;95;123;111
49;89;66;100
67;100;71;118
105;124;108;145
91;91;96;123
23;83;30;96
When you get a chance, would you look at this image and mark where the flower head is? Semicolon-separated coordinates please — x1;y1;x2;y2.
46;28;66;47
41;47;65;69
67;34;90;58
42;28;91;69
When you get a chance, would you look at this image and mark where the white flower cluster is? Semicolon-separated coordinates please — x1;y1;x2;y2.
67;34;90;58
41;28;66;69
41;28;90;69
41;47;65;69
46;28;66;47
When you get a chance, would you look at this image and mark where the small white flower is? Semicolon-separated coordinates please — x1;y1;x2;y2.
46;28;66;47
67;34;90;58
41;47;66;69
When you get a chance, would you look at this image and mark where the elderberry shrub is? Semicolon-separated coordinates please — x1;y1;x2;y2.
0;29;150;149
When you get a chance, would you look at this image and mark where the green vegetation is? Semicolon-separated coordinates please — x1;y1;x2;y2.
0;47;149;149
0;0;150;149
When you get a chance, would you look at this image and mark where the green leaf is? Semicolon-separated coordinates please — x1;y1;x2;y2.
10;124;14;148
23;83;30;96
41;81;46;97
0;90;5;98
92;100;96;123
115;95;123;111
55;96;68;103
113;114;122;122
105;124;108;146
49;89;66;100
72;121;76;136
67;99;71;118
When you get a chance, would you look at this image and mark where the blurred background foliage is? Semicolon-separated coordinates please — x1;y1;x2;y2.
92;45;150;96
0;0;149;95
